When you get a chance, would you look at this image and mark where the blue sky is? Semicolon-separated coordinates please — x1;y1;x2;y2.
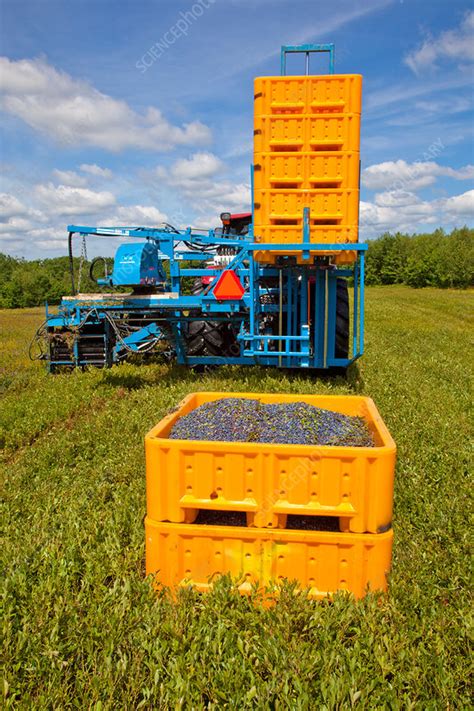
0;0;473;258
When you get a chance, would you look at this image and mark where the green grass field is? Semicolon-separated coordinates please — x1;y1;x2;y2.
1;286;472;709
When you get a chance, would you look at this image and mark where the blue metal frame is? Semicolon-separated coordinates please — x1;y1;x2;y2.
43;43;367;373
44;220;366;371
281;43;335;75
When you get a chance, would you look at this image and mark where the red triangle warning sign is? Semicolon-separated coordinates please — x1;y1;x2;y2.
212;270;245;300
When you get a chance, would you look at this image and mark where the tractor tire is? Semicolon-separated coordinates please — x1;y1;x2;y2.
183;278;239;358
335;278;349;359
185;317;230;357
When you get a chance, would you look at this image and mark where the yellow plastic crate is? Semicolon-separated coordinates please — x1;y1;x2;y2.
145;519;393;599
254;187;359;228
145;393;396;533
252;225;359;264
254;113;360;153
253;247;358;266
254;75;362;116
254;151;360;190
307;75;362;115
253;223;358;245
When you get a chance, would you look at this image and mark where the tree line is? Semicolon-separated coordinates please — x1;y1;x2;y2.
364;226;473;288
0;226;472;308
0;255;113;309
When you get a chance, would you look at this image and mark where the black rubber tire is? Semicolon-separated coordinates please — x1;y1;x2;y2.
335;278;350;359
185;317;229;357
183;278;238;358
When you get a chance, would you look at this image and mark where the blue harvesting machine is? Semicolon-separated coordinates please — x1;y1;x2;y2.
36;45;367;373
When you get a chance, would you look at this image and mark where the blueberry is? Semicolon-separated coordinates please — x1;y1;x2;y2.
169;398;374;447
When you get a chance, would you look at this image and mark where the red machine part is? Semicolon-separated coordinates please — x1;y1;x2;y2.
201;266;216;286
201;212;252;286
221;212;252;235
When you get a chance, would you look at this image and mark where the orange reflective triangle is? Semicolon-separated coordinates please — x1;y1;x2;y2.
212;270;245;300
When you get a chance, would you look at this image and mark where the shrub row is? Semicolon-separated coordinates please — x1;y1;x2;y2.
365;226;473;288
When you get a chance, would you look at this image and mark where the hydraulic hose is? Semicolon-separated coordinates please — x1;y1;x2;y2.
89;256;108;285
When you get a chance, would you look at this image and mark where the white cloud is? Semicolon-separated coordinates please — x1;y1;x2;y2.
360;199;434;236
0;215;38;234
362;160;474;191
36;239;69;250
0;57;212;152
22;227;68;250
0;193;46;235
414;97;472;115
222;141;253;160
0;181;171;255
104;204;169;226
183;178;250;218
0;193;29;219
193;181;250;212
361;189;474;237
0;224;69;256
52;169;87;187
34;183;116;216
442;189;474;217
374;190;422;208
18;205;170;255
0;222;93;255
405;11;474;75
153;152;250;219
366;74;473;114
80;164;113;179
170;152;223;181
188;213;222;230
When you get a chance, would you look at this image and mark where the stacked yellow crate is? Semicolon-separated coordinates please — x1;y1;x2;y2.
145;392;396;600
253;74;362;262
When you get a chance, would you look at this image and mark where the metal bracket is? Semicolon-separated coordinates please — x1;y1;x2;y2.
280;43;335;75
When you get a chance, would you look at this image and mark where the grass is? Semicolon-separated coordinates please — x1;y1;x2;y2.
1;286;472;709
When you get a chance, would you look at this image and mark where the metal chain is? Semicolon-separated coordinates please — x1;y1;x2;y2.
77;235;88;293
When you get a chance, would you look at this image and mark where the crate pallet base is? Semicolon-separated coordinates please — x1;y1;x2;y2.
145;518;393;600
165;508;355;533
253;249;358;266
252;225;359;265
